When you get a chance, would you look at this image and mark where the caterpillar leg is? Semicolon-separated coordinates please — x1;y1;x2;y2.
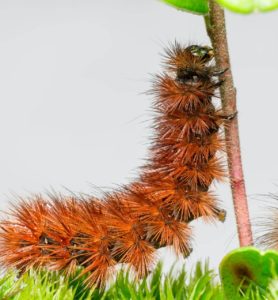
216;208;226;223
183;246;193;258
219;111;238;120
212;68;229;77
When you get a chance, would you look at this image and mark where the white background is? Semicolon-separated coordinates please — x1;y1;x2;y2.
0;0;277;273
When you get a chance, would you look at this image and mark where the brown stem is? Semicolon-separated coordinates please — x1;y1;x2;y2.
204;0;253;246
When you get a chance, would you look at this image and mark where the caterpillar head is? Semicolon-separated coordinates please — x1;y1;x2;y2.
164;43;215;83
173;44;215;83
186;45;214;63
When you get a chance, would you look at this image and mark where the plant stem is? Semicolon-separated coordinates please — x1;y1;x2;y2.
204;0;253;246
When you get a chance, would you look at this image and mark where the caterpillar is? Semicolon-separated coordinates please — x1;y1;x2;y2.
0;43;227;288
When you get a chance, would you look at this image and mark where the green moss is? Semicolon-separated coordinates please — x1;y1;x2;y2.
2;256;278;299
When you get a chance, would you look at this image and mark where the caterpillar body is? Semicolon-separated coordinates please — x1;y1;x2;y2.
0;43;227;287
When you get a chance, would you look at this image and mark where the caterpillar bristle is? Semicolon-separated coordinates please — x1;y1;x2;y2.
0;42;227;287
255;194;278;251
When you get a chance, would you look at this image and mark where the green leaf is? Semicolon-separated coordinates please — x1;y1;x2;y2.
219;247;278;299
161;0;209;15
256;0;278;12
216;0;278;13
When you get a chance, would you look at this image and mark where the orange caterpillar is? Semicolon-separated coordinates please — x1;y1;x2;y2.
0;43;227;287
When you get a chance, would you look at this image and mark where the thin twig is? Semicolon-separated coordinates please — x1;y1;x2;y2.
205;0;253;246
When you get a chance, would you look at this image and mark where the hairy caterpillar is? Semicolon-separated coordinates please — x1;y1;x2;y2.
0;43;227;287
